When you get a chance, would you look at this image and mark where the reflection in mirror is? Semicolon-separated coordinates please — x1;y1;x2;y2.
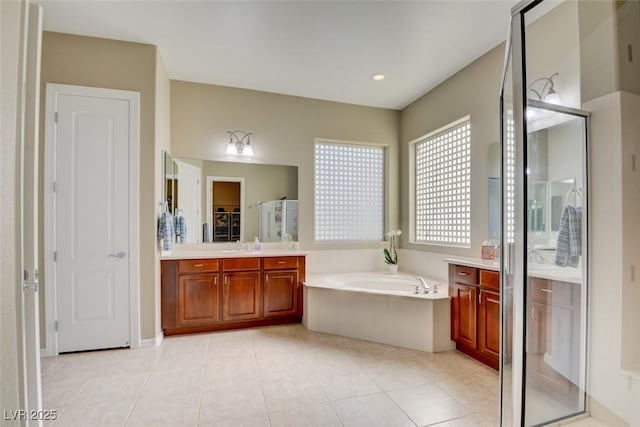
487;116;584;251
164;156;299;244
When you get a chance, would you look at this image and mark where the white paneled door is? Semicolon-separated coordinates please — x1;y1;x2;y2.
48;85;139;353
174;160;201;243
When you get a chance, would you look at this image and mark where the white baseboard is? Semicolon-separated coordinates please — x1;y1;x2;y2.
139;331;164;348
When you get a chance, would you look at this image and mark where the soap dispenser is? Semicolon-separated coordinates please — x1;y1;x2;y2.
253;237;262;251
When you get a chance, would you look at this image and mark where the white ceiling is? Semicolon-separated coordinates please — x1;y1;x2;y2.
37;0;518;110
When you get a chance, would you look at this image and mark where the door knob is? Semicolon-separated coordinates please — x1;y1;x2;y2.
108;251;126;258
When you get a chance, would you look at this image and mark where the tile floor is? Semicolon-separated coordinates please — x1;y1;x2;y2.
41;324;611;426
41;324;501;426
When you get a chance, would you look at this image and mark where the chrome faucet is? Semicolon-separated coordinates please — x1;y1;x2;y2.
415;276;430;294
527;244;545;263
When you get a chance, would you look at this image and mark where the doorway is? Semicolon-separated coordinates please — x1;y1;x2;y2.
44;84;140;354
206;176;245;243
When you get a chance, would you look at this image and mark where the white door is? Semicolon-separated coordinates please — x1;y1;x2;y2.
51;85;137;353
175;160;201;243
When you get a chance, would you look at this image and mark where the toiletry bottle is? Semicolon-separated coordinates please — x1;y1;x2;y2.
253;237;262;251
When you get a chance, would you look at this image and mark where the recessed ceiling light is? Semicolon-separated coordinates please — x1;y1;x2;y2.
372;73;385;81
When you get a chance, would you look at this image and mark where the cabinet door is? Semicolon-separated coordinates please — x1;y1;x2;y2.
222;271;261;321
451;283;477;348
264;270;299;318
478;290;500;360
177;273;220;327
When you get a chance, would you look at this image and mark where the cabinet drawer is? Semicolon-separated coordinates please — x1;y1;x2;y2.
264;257;299;270
480;270;500;292
531;278;572;307
453;265;478;285
178;259;219;273
223;257;260;271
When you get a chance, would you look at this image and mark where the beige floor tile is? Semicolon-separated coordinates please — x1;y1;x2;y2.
40;356;59;374
198;380;267;424
126;394;199;427
331;392;416;427
52;398;135;427
363;361;433;391
316;369;381;401
70;373;148;406
42;324;502;427
262;373;328;412
268;403;343;427
199;413;270;427
42;380;87;412
430;414;496;427
387;383;470;426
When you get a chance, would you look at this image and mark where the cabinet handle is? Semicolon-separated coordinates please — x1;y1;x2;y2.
224;276;228;285
478;292;482;305
277;261;286;264
459;271;469;276
531;307;535;319
540;288;553;293
194;264;204;267
265;274;269;282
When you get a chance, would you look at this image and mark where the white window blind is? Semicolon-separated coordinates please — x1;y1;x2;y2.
415;120;471;247
315;142;384;241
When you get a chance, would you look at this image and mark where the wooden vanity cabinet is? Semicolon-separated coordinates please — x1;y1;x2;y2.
527;277;581;399
449;264;500;369
161;255;305;335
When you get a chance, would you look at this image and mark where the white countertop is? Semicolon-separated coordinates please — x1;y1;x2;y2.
161;249;307;260
444;256;583;285
443;256;500;271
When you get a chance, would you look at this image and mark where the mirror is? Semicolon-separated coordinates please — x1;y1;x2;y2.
163;152;298;244
487;115;583;249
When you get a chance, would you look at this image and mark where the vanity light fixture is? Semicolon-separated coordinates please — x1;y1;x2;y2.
528;72;561;105
526;73;561;120
226;130;253;156
372;73;385;81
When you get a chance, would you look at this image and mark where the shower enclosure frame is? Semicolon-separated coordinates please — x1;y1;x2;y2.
499;1;592;425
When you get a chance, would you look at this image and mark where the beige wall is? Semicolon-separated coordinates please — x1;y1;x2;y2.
400;43;505;257
170;80;400;250
1;0;25;418
578;2;640;425
200;161;298;241
40;32;160;341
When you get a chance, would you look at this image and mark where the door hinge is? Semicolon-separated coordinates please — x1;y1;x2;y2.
54;112;58;123
54;321;59;332
53;251;57;262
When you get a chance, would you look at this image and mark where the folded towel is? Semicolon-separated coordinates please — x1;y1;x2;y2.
174;215;187;243
554;206;582;267
157;211;175;251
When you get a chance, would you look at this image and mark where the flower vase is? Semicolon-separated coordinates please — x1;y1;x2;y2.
388;264;398;274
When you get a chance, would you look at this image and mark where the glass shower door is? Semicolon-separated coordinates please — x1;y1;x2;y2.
500;1;590;425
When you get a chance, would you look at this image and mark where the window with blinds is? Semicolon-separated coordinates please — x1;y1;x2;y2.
415;120;471;247
314;142;385;241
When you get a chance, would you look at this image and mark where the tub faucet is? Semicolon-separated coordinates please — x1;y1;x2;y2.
415;276;430;294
